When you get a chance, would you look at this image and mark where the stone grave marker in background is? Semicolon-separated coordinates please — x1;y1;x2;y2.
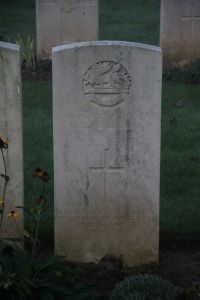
0;42;23;237
36;0;99;60
53;41;162;267
160;0;200;69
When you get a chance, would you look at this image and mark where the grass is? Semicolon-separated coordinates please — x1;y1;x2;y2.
1;0;200;238
0;0;35;42
160;81;200;235
99;0;160;46
23;82;53;237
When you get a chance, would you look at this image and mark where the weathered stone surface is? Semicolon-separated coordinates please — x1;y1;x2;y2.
36;0;99;60
160;0;200;69
53;41;162;267
0;42;23;238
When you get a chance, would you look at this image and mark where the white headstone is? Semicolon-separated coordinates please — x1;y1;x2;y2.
160;0;200;68
0;42;23;238
53;41;162;267
36;0;99;60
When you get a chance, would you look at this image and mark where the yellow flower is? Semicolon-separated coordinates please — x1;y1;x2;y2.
0;198;3;206
6;210;20;218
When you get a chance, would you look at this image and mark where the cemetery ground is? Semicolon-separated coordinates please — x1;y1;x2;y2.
2;0;200;299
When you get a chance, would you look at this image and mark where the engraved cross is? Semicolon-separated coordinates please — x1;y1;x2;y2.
90;149;124;204
181;1;200;43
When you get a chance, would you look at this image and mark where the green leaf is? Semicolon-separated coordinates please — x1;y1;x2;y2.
33;279;72;296
20;279;33;296
16;206;34;217
37;288;56;300
25;278;37;289
21;230;31;239
71;284;100;299
35;256;64;274
1;238;23;242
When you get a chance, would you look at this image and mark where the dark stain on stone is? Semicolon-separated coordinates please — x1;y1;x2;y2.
126;118;131;166
115;108;121;165
83;176;89;207
83;193;88;207
86;177;89;191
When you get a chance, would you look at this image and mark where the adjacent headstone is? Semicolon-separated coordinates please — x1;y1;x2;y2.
160;0;200;68
36;0;99;60
53;41;162;267
0;42;23;238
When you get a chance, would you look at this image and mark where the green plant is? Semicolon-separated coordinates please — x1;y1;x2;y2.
15;33;36;69
37;59;52;73
0;134;100;299
187;281;200;299
110;274;178;300
0;134;68;298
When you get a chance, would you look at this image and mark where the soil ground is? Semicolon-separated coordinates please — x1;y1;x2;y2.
40;237;200;299
84;237;200;299
159;238;200;289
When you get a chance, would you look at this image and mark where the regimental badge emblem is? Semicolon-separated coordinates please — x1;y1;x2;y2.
56;0;80;13
83;61;132;107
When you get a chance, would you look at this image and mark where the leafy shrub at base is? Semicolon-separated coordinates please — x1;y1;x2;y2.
110;274;178;300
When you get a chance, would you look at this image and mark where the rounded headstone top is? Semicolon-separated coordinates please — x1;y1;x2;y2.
52;41;162;53
0;41;20;51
